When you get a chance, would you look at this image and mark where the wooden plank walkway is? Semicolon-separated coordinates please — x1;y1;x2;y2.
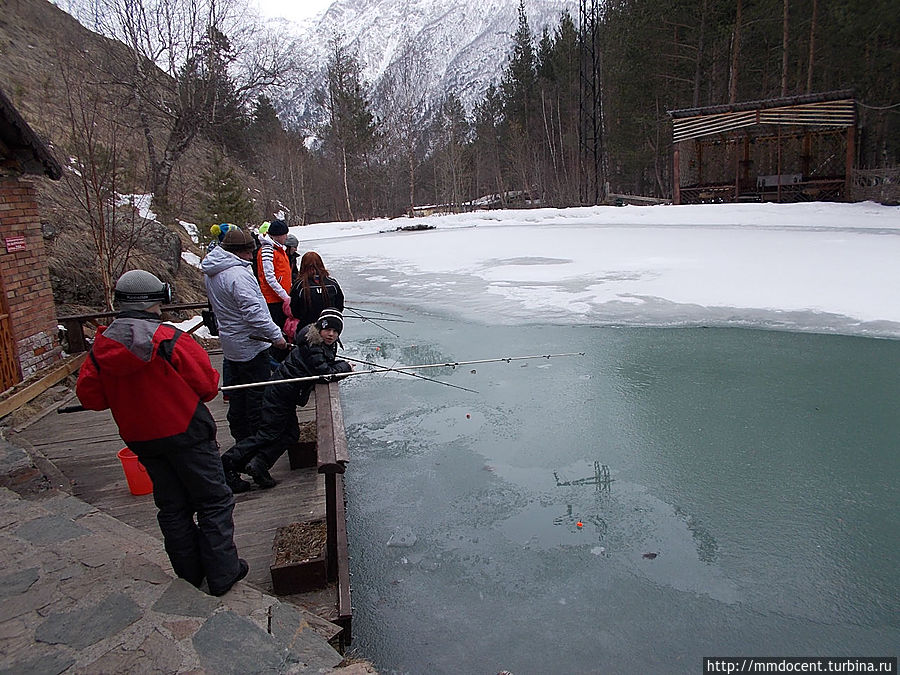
11;353;340;621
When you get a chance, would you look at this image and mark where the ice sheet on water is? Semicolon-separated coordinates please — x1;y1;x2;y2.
387;527;417;548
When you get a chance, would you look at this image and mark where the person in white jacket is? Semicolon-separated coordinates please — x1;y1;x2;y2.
202;227;287;470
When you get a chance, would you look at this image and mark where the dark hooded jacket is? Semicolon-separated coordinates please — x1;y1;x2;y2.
274;323;352;407
223;324;352;470
289;275;344;330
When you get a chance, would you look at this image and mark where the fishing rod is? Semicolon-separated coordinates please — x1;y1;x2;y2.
340;355;479;393
345;315;413;323
393;352;586;372
248;334;474;392
344;305;405;318
342;306;402;337
220;352;585;392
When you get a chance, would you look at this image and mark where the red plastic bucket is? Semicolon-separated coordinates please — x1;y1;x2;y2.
117;447;153;496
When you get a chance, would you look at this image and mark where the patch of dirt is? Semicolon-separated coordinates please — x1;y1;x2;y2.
298;421;315;443
2;381;76;431
273;521;327;566
0;466;52;497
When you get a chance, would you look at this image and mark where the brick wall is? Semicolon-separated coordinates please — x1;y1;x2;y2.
0;177;60;379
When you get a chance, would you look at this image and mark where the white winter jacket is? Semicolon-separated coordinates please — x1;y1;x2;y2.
201;245;282;362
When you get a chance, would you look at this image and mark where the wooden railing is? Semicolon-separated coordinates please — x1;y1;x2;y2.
679;178;846;204
58;303;209;353
0;311;19;391
314;381;353;641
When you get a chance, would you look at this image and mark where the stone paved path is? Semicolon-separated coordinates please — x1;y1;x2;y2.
0;437;374;675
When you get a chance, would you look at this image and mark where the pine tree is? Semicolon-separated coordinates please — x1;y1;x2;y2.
501;0;538;131
433;94;471;211
199;157;257;242
316;35;378;221
472;84;507;201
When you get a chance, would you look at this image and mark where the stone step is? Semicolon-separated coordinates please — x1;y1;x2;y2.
0;486;351;674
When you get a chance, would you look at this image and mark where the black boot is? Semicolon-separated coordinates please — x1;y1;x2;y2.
246;456;276;489
209;558;249;597
222;455;251;494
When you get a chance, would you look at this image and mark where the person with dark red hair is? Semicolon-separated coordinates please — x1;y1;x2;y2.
289;250;345;329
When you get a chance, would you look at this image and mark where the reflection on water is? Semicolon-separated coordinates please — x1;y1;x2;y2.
339;313;899;674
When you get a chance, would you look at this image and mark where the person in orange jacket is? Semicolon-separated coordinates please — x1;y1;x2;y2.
256;219;293;329
76;269;247;596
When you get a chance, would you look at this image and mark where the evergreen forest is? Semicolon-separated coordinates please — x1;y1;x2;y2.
8;0;900;231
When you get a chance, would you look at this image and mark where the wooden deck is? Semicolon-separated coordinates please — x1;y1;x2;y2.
11;354;342;623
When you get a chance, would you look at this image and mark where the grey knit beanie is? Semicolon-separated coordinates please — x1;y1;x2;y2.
115;270;170;310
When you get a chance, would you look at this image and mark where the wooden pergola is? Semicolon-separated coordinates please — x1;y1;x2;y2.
668;90;856;205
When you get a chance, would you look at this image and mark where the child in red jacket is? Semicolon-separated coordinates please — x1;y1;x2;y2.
76;269;247;596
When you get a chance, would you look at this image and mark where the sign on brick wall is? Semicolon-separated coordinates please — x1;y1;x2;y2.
4;236;26;253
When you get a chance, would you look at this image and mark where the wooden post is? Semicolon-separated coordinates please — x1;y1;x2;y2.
801;133;812;176
741;136;751;196
315;381;349;584
776;125;783;202
696;141;703;186
734;140;741;200
845;124;856;201
60;318;88;354
324;473;338;581
334;472;352;641
673;144;681;205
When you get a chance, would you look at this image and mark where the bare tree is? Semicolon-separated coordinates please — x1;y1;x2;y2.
781;0;789;97
94;0;291;221
56;50;139;310
806;0;818;93
375;35;430;215
728;0;743;103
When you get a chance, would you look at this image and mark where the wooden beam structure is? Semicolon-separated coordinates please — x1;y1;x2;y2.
668;90;857;204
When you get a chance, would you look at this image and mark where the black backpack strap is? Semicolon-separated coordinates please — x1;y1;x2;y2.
157;327;184;363
89;349;101;372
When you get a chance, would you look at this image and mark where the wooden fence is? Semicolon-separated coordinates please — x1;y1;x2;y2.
58;303;209;353
313;381;353;640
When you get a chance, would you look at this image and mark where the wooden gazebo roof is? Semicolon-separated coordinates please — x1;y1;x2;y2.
0;86;62;179
668;89;856;144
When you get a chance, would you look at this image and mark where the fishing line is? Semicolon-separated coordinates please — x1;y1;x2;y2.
344;305;405;318
341;355;479;393
344;306;400;337
221;352;585;392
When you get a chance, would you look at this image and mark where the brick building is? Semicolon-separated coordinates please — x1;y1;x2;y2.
0;86;62;392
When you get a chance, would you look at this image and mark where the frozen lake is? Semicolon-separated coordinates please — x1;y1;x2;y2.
336;311;898;673
282;204;900;672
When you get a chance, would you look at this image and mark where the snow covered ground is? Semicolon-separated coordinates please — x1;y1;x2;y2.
286;201;900;339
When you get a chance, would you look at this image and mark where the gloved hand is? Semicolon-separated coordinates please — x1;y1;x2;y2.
282;298;293;318
283;318;298;343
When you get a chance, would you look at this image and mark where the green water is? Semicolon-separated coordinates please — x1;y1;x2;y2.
338;316;899;674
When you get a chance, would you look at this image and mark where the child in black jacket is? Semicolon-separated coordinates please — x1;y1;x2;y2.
222;309;352;490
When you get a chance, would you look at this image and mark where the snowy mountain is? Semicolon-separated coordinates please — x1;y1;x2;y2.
275;0;578;128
